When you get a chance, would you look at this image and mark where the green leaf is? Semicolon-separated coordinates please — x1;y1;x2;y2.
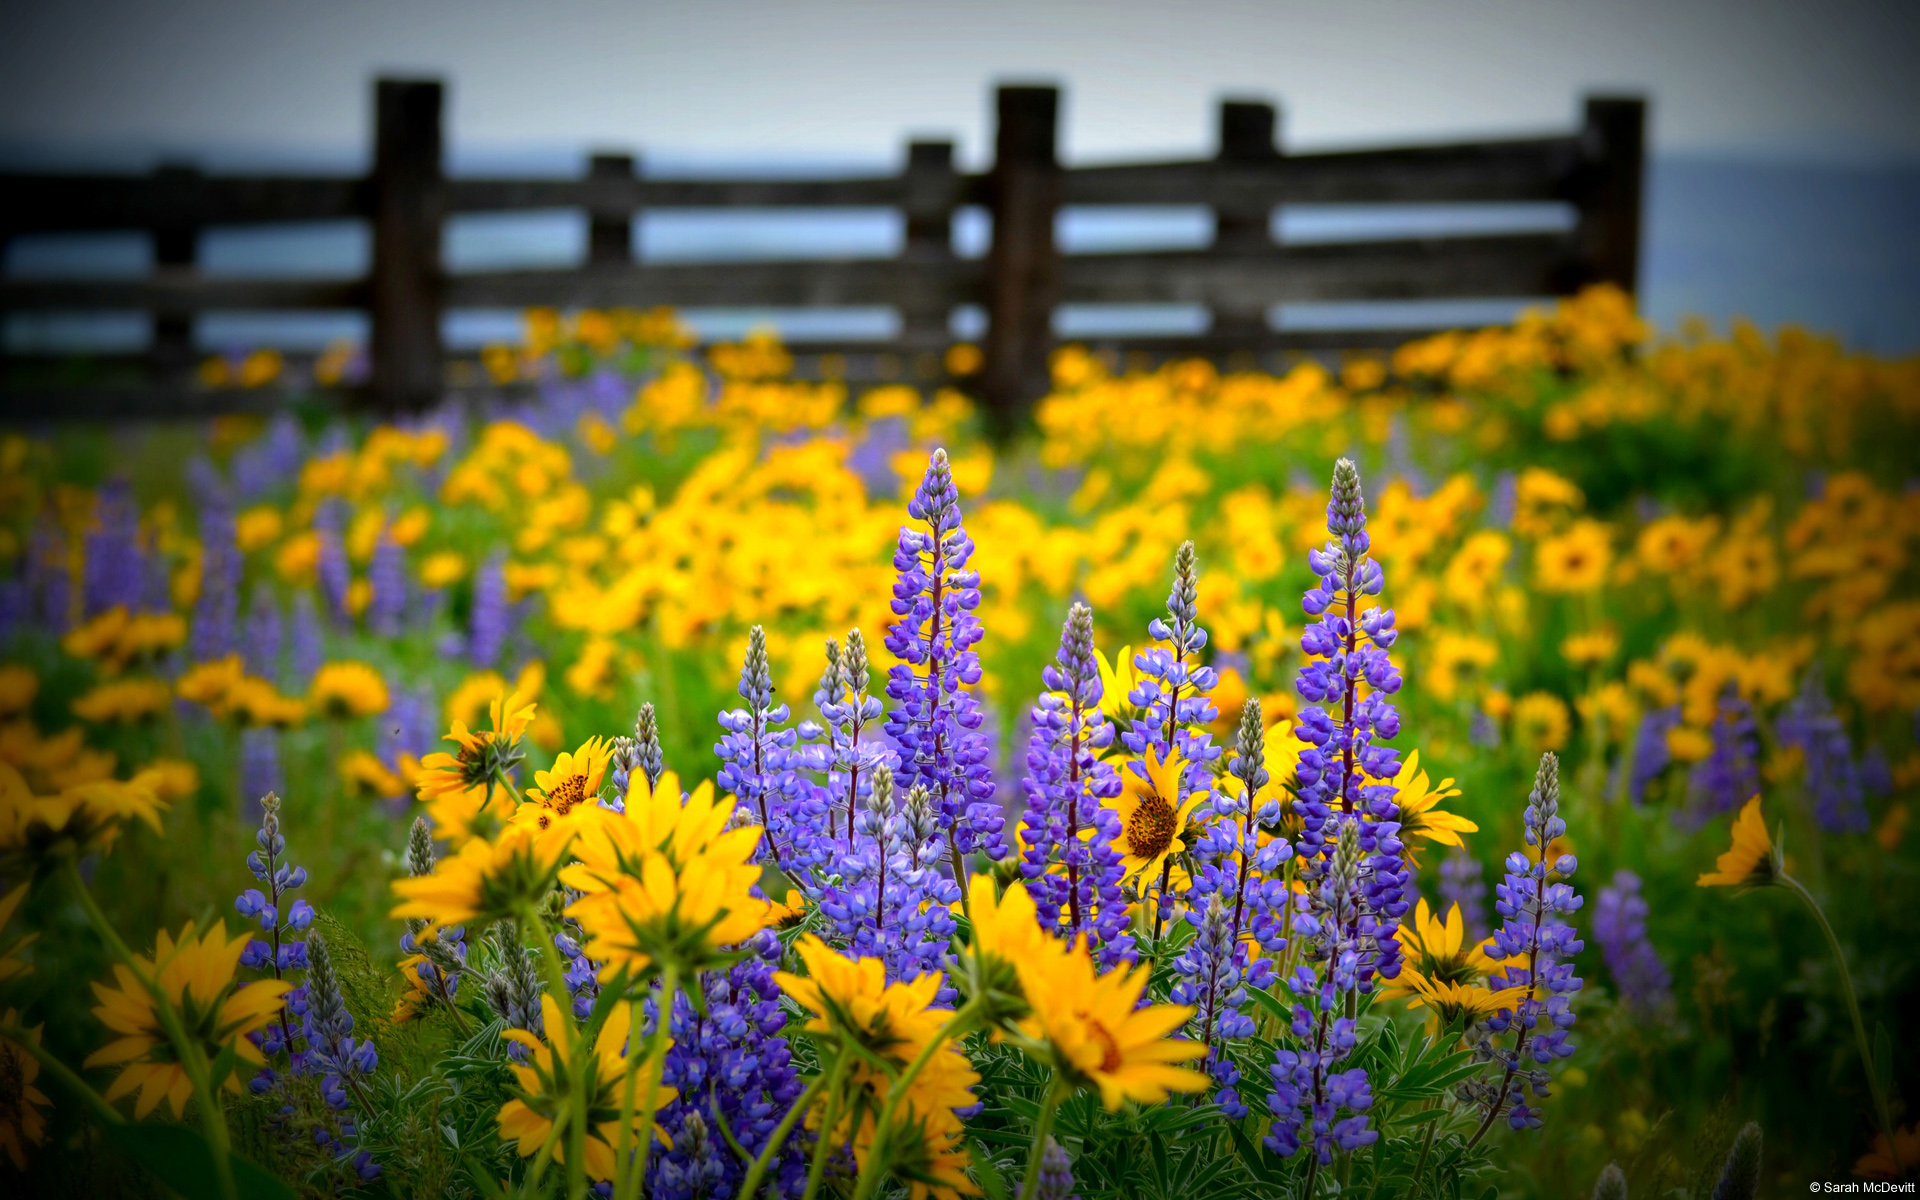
104;1122;296;1200
970;1139;1013;1200
1227;1124;1282;1186
1245;985;1292;1026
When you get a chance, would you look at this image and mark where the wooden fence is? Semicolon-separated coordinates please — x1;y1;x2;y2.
0;79;1644;428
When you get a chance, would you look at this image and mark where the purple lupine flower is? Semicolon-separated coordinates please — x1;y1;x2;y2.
83;478;145;617
0;578;30;642
884;448;1004;881
289;590;324;688
240;727;283;819
816;764;959;989
716;624;817;873
313;499;351;627
1292;458;1409;989
27;513;72;635
1487;470;1517;530
1469;708;1501;750
1019;603;1130;962
468;552;509;670
190;490;240;661
397;817;466;1016
242;588;283;681
1679;686;1758;829
302;932;379;1111
1176;698;1292;1115
367;532;406;638
1592;869;1671;1018
1265;824;1378;1163
1775;666;1870;834
1463;752;1584;1134
1122;541;1221;786
1627;706;1680;805
232;413;305;502
1439;848;1491;941
653;930;808;1200
804;630;894;855
1863;745;1894;798
1036;1137;1080;1200
482;921;545;1047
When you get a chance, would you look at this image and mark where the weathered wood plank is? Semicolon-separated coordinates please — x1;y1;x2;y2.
0;175;369;232
0;273;368;312
1062;136;1581;206
1061;234;1576;305
443;258;983;310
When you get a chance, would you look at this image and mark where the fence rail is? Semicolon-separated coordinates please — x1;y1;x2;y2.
0;79;1643;428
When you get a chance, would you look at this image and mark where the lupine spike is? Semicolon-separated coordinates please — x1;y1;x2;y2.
635;701;666;788
1709;1123;1763;1200
1591;1162;1629;1200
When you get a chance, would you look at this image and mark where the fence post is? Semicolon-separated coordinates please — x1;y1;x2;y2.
980;84;1060;439
1212;99;1281;346
588;152;637;265
370;78;445;412
900;139;958;354
1577;95;1646;295
151;162;200;382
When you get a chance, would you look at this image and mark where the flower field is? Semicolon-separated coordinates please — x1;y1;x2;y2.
1;284;1917;1197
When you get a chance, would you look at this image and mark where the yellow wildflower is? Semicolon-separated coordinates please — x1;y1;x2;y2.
311;661;389;718
0;1010;49;1168
1697;795;1777;888
496;995;674;1181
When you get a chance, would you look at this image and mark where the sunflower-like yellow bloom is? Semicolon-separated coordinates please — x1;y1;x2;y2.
0;763;168;862
1697;795;1777;888
0;665;37;717
228;677;309;728
83;921;293;1119
309;661;391;719
0;883;35;983
1094;646;1139;726
564;831;769;981
340;749;404;800
416;689;537;845
0;1009;49;1168
1385;751;1477;866
175;655;247;716
967;875;1048;967
566;772;760;880
390;824;572;939
515;736;612;833
1378;899;1518;1031
1109;748;1208;882
496;995;674;1181
129;758;200;804
774;935;980;1127
71;678;173;724
1014;942;1208;1110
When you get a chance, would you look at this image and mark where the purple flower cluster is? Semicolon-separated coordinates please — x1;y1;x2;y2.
1035;1137;1080;1200
243;588;283;681
884;449;1004;879
1175;700;1292;1116
367;531;407;638
289;591;325;687
237;795;381;1182
816;765;959;990
1265;825;1378;1163
83;479;146;617
1592;869;1671;1018
1626;705;1681;804
803;630;892;855
1680;686;1759;829
1018;603;1131;964
469;552;511;669
1122;541;1221;787
231;414;306;502
1776;666;1871;834
190;489;240;661
398;818;467;1020
1439;848;1491;941
652;931;807;1200
716;625;815;873
314;499;352;628
1292;458;1408;988
1467;753;1584;1133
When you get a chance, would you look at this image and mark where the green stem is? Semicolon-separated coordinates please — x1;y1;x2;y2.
802;1051;854;1200
1017;1073;1068;1200
63;861;240;1200
739;1057;836;1200
0;1019;125;1127
1779;873;1900;1171
521;905;588;1200
615;964;679;1200
850;999;982;1200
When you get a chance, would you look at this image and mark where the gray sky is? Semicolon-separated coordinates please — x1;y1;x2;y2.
1;0;1916;168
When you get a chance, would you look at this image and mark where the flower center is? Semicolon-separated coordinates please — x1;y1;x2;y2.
544;773;588;816
1087;1016;1124;1074
1125;790;1176;859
